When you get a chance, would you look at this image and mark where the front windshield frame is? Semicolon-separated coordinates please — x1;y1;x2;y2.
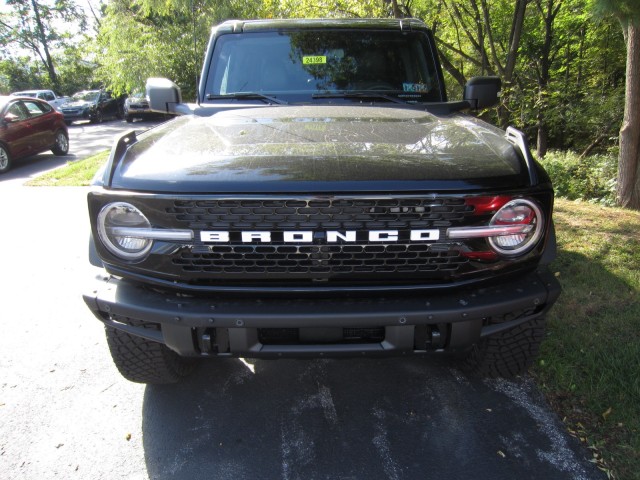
203;29;445;104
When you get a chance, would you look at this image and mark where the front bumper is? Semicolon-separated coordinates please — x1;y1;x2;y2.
62;109;91;121
83;268;560;358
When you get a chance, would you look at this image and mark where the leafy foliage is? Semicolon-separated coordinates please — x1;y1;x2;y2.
93;0;264;99
0;0;88;92
539;151;618;205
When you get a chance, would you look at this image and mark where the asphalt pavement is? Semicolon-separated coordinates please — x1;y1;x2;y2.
0;119;606;480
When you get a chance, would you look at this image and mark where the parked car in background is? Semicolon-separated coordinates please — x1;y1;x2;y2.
0;95;69;173
60;90;124;125
11;89;69;111
124;91;150;122
124;91;173;122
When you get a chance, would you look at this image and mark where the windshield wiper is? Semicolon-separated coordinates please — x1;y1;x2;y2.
205;92;287;105
312;92;409;105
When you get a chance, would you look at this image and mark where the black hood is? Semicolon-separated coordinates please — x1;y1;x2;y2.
108;105;529;193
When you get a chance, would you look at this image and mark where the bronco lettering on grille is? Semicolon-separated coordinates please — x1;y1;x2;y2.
199;230;440;243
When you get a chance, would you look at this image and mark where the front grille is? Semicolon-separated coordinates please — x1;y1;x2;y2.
173;244;466;275
167;197;471;230
92;194;527;287
161;196;475;281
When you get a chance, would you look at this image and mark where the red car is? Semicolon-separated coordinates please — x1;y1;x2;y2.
0;95;69;173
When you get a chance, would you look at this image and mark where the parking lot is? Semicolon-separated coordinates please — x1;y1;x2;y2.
0;119;605;480
0;118;162;188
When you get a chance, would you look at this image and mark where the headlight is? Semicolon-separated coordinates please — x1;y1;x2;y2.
447;197;545;258
488;199;543;256
97;202;152;260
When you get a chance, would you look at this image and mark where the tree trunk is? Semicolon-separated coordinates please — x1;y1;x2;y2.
617;21;640;209
535;0;558;159
30;0;59;91
537;115;548;158
497;0;528;128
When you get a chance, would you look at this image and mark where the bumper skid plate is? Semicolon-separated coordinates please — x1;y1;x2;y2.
83;268;560;357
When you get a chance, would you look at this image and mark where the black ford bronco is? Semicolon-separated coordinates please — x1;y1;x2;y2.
83;18;561;384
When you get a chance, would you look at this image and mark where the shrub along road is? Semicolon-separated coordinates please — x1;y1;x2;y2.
0;122;607;480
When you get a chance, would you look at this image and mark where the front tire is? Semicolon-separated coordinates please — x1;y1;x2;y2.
0;145;11;173
51;130;69;156
91;110;103;124
105;326;198;384
461;316;546;378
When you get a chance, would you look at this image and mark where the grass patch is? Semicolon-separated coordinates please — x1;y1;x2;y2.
534;198;640;479
26;150;109;186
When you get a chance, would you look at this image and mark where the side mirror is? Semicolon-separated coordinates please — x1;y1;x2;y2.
146;78;188;115
464;76;501;110
3;113;19;124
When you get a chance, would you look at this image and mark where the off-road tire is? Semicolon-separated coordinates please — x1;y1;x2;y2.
0;144;11;173
51;130;69;156
461;316;546;378
105;326;197;384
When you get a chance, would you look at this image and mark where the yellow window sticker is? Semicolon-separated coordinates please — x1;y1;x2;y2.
302;56;327;65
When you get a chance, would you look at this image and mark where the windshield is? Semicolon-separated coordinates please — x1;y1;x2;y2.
205;30;443;102
72;91;99;102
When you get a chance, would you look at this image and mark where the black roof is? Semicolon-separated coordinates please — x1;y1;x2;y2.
213;17;430;34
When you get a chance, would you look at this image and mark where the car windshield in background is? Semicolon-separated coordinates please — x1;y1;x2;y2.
205;30;443;103
72;91;99;102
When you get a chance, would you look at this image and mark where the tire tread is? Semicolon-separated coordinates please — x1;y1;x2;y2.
105;326;196;384
462;316;546;378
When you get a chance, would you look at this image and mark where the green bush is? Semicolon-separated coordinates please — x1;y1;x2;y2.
538;151;618;205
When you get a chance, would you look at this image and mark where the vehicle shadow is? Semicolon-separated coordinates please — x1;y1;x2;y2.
142;356;603;480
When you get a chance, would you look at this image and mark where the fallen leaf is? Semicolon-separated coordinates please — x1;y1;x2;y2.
125;433;131;441
601;407;612;420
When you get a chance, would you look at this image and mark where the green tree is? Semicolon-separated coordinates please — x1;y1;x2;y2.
591;0;640;208
417;0;527;127
0;0;87;92
0;56;42;93
95;0;262;99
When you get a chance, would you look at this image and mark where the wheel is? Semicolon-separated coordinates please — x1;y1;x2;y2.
105;325;198;384
51;130;69;156
65;120;73;126
460;316;546;378
0;144;11;173
91;110;103;124
125;115;133;123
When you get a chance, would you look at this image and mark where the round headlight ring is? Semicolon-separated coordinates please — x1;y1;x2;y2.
97;202;153;260
488;198;544;256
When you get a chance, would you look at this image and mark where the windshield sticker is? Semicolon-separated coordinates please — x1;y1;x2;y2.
303;56;327;65
403;83;430;93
